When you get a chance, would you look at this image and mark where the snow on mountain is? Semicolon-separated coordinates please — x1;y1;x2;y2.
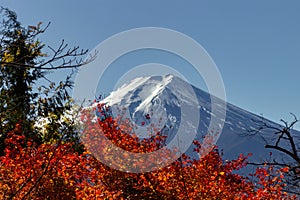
101;74;299;174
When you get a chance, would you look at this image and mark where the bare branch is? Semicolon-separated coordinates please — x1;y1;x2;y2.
246;113;300;195
0;50;97;70
265;144;300;164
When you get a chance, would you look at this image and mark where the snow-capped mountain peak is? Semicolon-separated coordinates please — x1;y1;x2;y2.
100;74;299;174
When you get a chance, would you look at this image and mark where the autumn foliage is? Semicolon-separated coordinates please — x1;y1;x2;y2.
0;104;297;199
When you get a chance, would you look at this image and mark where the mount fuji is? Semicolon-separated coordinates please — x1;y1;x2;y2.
101;74;299;173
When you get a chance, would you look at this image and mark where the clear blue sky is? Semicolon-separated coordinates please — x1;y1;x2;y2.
2;0;300;130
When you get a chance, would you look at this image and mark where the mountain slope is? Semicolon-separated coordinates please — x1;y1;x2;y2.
102;74;299;173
